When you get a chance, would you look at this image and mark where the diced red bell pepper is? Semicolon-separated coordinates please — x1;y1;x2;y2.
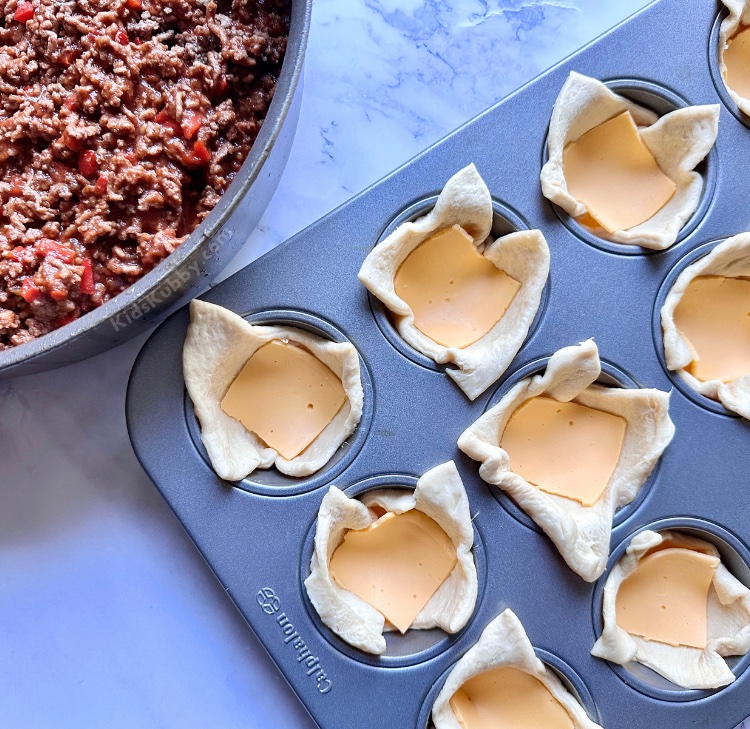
78;150;97;177
61;131;84;152
183;140;211;166
35;238;76;263
20;276;41;303
215;75;229;97
94;175;107;195
79;258;95;294
14;2;34;23
116;31;129;45
9;246;26;262
164;118;181;135
181;112;204;140
125;0;142;10
49;287;68;302
193;140;211;163
155;109;181;135
55;312;79;327
63;93;78;111
60;49;78;66
9;176;23;196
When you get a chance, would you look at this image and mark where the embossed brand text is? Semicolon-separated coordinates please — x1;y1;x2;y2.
257;587;332;694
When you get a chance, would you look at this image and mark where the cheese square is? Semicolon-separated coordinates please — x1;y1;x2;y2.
221;340;347;460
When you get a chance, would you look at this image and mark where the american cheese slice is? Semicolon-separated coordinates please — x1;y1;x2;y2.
329;510;457;633
724;27;750;100
500;396;626;506
563;111;676;233
449;667;574;729
394;224;520;348
577;212;603;231
220;340;347;460
616;547;719;649
673;275;750;383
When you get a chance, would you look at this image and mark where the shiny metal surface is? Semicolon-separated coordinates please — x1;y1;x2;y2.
128;1;750;727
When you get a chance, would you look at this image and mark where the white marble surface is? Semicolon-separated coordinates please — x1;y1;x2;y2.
2;1;744;728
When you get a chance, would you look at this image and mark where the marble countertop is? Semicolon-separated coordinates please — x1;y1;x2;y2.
2;1;745;727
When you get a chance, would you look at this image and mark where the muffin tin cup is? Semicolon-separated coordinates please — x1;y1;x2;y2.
127;1;750;726
414;648;602;729
184;309;375;497
651;238;742;418
591;517;750;702
368;197;550;372
480;355;661;533
298;474;488;669
541;77;718;258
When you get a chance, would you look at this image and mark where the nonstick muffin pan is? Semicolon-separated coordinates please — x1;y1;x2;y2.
126;0;750;726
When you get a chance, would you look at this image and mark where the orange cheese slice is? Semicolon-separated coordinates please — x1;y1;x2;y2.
500;396;626;506
394;224;520;348
615;547;719;649
577;212;603;231
449;667;574;729
724;27;750;100
563;111;676;233
329;510;457;633
673;275;750;383
220;339;347;460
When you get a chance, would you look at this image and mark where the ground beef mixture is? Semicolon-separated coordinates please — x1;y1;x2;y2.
0;0;289;349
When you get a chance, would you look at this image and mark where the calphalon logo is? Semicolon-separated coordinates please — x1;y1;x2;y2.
256;588;332;694
256;587;281;615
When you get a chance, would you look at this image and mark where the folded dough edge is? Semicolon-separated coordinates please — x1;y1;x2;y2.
183;300;364;480
591;529;750;689
719;0;750;116
304;461;477;655
458;339;675;581
432;608;602;729
661;232;750;418
540;71;718;250
359;163;549;400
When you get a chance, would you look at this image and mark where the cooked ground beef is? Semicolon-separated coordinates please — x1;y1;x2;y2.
0;0;289;349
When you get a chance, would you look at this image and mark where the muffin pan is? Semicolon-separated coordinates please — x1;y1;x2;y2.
126;0;750;726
